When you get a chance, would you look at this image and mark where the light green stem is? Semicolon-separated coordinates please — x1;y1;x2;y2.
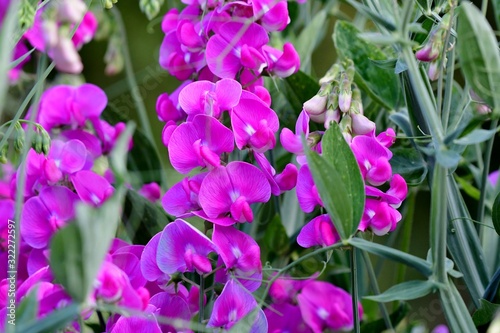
350;248;360;333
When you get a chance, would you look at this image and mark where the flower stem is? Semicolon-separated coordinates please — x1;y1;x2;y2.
350;247;360;333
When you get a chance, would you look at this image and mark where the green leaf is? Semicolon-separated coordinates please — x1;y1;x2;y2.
16;289;38;323
492;192;500;236
472;299;500;326
122;189;170;244
333;20;401;110
280;188;305;237
295;9;327;73
321;122;365;235
17;303;80;333
263;215;290;256
457;2;500;117
304;123;365;239
345;0;396;31
365;280;436;302
349;238;432;277
455;175;481;201
390;147;428;185
454;128;497;145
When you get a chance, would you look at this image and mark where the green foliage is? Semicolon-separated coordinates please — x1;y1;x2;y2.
17;303;80;333
457;2;500;117
492;192;500;237
304;122;365;240
473;299;500;326
333;20;401;110
364;280;436;302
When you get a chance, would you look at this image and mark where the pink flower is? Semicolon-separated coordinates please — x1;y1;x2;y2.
297;214;340;248
350;135;393;186
296;164;323;213
198;162;271;224
156;219;218;274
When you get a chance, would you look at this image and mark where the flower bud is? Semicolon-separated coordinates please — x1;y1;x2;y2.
415;43;440;62
319;63;341;85
338;74;352;113
41;129;51;155
324;108;341;129
0;145;7;164
427;59;440;81
32;132;43;154
344;58;355;82
351;112;375;135
13;122;25;152
102;0;118;9
303;93;328;116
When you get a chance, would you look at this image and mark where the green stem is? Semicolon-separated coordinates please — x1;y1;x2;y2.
111;7;167;187
477;119;498;224
199;274;205;326
361;251;393;331
396;188;417;284
350;248;360;333
441;46;455;130
431;164;448;283
0;0;21;120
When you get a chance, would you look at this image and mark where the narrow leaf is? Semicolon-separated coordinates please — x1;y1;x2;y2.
17;303;80;333
364;280;436;302
295;9;327;73
349;238;432;277
457;2;500;117
492;192;500;236
454;128;497;145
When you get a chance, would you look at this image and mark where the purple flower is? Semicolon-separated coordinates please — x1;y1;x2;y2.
296;164;323;213
297;214;340;248
198;162;271;223
138;183;162;203
141;233;170;284
161;173;206;217
254;152;298;195
37;84;107;131
168;114;234;174
212;225;262;291
207;279;268;332
206;22;269;78
48;139;87;175
150;291;193;333
156;219;218;274
265;303;313;333
231;91;279;153
297;281;362;333
109;305;162;333
350;135;393;186
178;79;242;119
262;43;300;77
71;170;114;206
20;186;79;249
280;111;310;155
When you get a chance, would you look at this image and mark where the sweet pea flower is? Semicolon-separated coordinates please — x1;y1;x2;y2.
254;152;297;195
212;225;262;291
156;219;218;274
168;114;234;173
207;279;268;332
358;198;402;236
150;291;193;333
206;22;269;78
262;43;300;78
71;170;114;206
198;162;271;224
350;135;393;186
297;214;340;248
297;281;362;333
296;164;323;213
265;303;313;333
141;233;170;285
231;91;279;153
161;172;206;217
138;183;162;202
37;84;107;131
178;79;242;119
109;305;162;333
21;186;79;249
280;111;310;155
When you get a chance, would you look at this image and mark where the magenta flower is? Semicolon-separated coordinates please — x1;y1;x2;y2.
168;114;234;173
296;164;323;213
212;225;262;292
231;91;279;153
262;43;300;77
21;186;79;249
297;281;362;333
358;199;401;235
350;135;393;186
109;305;162;333
265;303;313;333
37;84;107;131
161;172;206;217
156;81;190;123
198;162;271;223
141;233;170;284
297;214;340;248
138;183;162;202
48;139;87;175
207;279;268;332
206;22;269;78
254;0;290;32
71;170;114;206
280;111;310;156
157;219;218;274
254;152;298;195
150;291;193;333
178;79;242;119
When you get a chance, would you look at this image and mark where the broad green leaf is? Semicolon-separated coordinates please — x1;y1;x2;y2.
472;299;500;326
333;20;401;110
122;189;170;245
17;303;80;333
364;280;436;302
321;122;365;236
349;238;432;277
492;192;500;236
390;147;428;185
50;223;86;302
454;128;497;146
457;2;500;117
295;9;327;73
304;123;365;239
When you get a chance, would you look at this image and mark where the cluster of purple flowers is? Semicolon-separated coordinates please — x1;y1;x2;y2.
0;0;410;331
